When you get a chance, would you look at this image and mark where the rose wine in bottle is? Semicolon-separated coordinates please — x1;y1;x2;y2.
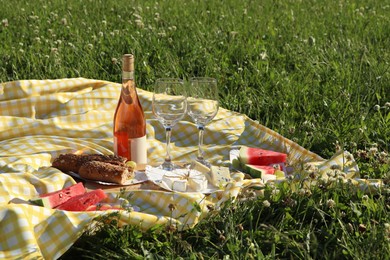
113;54;147;164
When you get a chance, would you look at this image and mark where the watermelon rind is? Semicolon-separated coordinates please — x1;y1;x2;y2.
244;164;276;181
30;196;52;207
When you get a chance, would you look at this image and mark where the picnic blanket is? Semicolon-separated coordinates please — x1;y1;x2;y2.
0;78;382;259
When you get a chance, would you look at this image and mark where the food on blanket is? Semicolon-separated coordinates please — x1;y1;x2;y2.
190;160;211;174
233;146;288;177
29;182;86;208
239;146;287;166
208;166;232;188
79;161;134;185
52;153;136;184
52;153;127;173
55;189;107;211
163;175;187;192
113;54;147;164
162;170;208;192
244;164;275;176
243;165;276;182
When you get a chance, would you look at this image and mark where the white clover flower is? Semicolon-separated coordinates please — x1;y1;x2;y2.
19;49;24;53
362;195;369;200
308;36;315;45
111;58;118;64
98;31;104;37
326;199;336;208
384;223;390;235
110;31;115;36
61;18;67;25
102;20;107;26
263;200;271;207
51;47;58;54
135;19;144;28
298;189;306;196
86;44;93;50
369;147;378;154
2;18;8;27
373;104;380;111
44;55;49;59
133;13;142;19
385;102;390;108
260;51;268;60
34;37;41;43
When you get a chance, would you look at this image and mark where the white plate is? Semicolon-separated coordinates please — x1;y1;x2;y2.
67;171;148;186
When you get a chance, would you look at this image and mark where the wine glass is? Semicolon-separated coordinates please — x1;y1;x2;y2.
187;77;219;166
152;78;187;171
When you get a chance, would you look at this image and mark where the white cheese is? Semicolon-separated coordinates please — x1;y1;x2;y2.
162;175;187;192
261;173;277;183
190;160;210;174
162;169;208;192
209;166;232;188
187;173;208;191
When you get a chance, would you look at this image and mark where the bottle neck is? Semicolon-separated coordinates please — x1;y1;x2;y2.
122;71;134;82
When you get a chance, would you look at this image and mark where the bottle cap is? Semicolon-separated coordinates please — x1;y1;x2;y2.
122;54;134;72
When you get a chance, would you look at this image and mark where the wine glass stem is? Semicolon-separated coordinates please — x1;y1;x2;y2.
197;126;205;161
165;127;172;164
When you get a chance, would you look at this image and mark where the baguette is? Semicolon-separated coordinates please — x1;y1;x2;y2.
52;153;127;173
78;161;134;185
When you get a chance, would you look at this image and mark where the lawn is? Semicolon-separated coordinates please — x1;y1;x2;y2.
0;0;389;259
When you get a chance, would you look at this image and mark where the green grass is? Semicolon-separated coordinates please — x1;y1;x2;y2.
1;0;389;259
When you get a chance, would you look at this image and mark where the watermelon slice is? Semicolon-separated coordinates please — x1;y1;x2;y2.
30;182;86;208
55;189;107;211
239;146;287;166
244;164;277;181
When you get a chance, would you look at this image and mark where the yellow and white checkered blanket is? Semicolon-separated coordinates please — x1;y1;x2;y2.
0;78;380;259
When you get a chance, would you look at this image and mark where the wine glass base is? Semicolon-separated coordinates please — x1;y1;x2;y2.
195;158;212;168
158;161;182;171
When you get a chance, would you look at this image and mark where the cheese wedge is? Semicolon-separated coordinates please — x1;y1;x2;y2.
209;166;231;188
190;160;210;174
162;175;187;192
187;174;208;191
162;169;208;192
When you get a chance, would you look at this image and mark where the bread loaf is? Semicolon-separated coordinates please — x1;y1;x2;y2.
52;154;127;173
78;161;133;185
52;153;134;184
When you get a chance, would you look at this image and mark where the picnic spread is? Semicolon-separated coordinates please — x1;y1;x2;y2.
0;78;383;259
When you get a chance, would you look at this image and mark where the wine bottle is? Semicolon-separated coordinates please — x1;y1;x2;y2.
113;54;147;164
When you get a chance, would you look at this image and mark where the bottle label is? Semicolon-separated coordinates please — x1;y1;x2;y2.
114;134;147;164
